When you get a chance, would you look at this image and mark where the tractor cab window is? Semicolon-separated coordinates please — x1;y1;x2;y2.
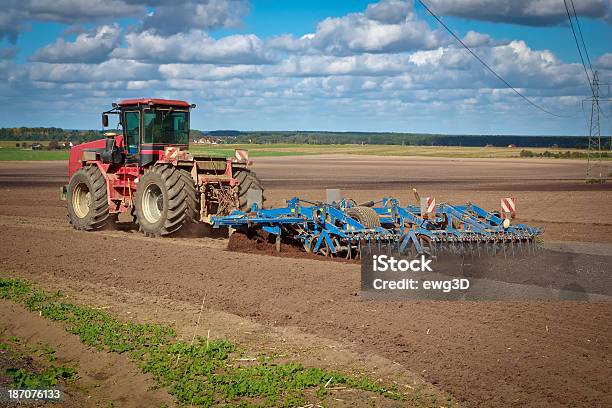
143;109;189;145
124;111;140;155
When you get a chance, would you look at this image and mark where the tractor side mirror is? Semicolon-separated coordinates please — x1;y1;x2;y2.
102;114;109;127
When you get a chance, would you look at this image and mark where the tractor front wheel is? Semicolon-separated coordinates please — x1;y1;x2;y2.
135;165;197;237
66;166;110;230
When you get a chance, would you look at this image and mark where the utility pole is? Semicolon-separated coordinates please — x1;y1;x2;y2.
585;70;604;182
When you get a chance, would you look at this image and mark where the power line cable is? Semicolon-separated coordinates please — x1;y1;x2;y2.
563;0;595;95
416;0;568;118
569;0;594;76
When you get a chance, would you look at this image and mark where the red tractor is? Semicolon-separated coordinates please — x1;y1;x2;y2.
63;98;263;236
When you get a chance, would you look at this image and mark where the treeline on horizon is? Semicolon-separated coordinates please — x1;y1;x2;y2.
206;130;601;148
0;127;206;144
1;127;608;149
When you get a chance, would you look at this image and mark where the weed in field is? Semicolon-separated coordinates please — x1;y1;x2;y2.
39;343;57;362
0;278;406;407
586;177;607;184
1;336;76;388
5;365;76;388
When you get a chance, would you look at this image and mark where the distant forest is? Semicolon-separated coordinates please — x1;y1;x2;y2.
206;130;606;148
0;127;205;144
1;127;609;149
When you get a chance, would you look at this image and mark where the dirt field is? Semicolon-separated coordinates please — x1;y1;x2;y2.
0;156;611;407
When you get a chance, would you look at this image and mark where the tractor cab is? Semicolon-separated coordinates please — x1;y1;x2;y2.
102;98;195;166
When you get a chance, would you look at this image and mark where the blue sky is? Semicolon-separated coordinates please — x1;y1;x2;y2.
1;0;611;135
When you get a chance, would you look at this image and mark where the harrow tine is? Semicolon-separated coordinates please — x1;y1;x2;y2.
348;238;352;260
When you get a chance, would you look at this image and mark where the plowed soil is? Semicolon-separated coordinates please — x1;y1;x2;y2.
0;156;611;407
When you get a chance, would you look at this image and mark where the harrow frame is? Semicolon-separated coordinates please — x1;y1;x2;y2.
211;196;542;258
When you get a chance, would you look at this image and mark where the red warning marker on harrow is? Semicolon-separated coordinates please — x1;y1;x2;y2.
234;149;249;161
420;196;436;218
501;197;516;219
164;146;179;160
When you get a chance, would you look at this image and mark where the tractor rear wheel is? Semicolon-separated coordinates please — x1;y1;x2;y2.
235;169;265;211
135;165;198;237
346;206;381;228
67;165;110;230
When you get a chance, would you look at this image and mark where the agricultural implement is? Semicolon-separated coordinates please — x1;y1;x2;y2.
62;97;541;257
211;194;542;259
63;98;264;236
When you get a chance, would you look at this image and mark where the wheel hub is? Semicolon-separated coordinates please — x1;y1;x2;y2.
72;183;91;219
142;184;164;224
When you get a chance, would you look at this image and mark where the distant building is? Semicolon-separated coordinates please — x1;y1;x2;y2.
194;137;221;144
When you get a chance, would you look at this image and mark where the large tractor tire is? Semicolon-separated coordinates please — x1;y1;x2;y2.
177;169;198;219
234;169;265;211
346;206;381;228
135;165;198;237
67;165;110;230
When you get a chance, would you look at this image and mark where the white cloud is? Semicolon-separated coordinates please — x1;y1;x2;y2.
405;40;586;90
112;30;276;64
595;53;612;69
275;54;412;77
141;0;249;35
159;64;263;80
0;0;138;43
269;0;442;56
0;46;19;60
0;0;247;42
266;34;313;54
28;59;159;83
25;0;145;24
0;5;24;43
365;0;414;23
30;25;120;63
427;0;610;26
462;30;492;47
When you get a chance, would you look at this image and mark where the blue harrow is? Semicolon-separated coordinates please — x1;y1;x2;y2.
211;196;542;259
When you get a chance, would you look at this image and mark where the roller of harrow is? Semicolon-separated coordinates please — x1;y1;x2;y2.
211;197;542;259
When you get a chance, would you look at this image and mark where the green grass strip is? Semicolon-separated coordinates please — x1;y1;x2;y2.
0;148;70;161
0;278;404;407
0;339;76;388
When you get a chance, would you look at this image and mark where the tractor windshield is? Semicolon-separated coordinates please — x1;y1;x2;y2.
143;108;189;145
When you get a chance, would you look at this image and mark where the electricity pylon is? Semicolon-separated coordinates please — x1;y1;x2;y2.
585;71;605;182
